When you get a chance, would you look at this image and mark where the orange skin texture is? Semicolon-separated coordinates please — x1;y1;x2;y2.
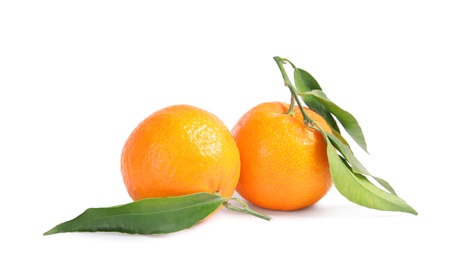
231;102;332;211
121;105;240;201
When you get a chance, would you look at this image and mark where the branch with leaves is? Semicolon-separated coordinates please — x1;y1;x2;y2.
273;56;417;215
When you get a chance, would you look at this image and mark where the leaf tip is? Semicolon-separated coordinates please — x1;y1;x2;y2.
43;229;56;236
408;206;418;216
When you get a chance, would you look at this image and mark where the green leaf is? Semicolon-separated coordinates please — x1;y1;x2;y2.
332;129;351;147
301;89;368;153
43;192;223;235
326;140;417;215
293;68;340;132
303;95;341;133
326;132;397;195
294;68;322;92
274;56;417;215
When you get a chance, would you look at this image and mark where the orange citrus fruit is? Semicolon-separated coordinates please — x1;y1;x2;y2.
231;102;332;211
121;104;240;201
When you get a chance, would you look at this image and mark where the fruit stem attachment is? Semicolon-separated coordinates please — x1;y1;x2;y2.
222;197;271;221
287;95;296;116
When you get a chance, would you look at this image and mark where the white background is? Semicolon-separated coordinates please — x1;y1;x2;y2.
1;1;452;259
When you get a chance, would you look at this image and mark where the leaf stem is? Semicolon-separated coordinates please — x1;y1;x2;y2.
222;197;271;221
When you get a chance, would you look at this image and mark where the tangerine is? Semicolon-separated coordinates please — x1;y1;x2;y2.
231;102;332;211
121;104;240;201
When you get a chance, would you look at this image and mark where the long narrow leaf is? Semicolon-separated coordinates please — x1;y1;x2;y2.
332;129;351;147
44;192;223;235
293;68;322;92
327;132;397;195
302;89;368;153
294;68;340;132
326;140;417;215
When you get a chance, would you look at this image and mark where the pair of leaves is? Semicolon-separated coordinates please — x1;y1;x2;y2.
292;65;368;153
44;193;270;236
274;56;417;215
274;56;368;152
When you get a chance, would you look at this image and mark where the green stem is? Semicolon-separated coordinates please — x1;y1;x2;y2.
273;56;318;128
286;95;296;116
282;58;298;71
222;197;271;221
287;83;324;133
273;56;292;87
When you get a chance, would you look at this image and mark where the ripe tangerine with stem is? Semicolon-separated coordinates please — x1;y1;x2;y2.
231;101;333;211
